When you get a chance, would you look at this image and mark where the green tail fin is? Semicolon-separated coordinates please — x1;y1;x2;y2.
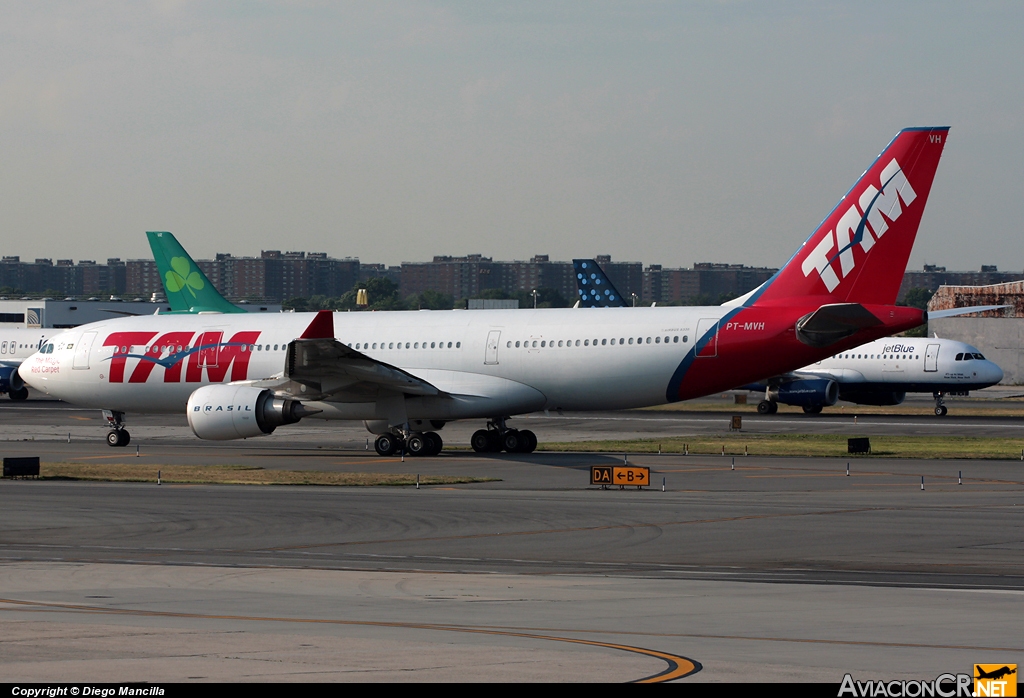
146;231;245;314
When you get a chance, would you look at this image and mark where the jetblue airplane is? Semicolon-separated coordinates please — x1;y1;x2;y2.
572;259;1004;415
745;338;1002;415
0;329;58;400
22;127;949;453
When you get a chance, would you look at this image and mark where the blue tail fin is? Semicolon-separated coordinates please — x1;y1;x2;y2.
573;259;629;307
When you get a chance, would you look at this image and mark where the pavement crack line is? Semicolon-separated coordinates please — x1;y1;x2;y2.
249;506;891;553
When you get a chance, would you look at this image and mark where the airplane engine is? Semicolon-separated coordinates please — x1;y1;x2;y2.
187;384;319;440
772;379;839;408
0;365;24;393
840;389;906;406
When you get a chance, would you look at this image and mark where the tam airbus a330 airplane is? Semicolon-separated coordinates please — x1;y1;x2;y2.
572;259;1005;415
22;127;950;453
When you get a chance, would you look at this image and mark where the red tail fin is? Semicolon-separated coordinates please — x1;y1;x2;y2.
300;310;334;339
752;127;949;307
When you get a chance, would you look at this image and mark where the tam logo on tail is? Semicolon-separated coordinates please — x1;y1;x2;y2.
750;127;948;308
801;158;917;293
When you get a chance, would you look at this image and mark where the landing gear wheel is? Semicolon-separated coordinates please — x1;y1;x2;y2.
406;433;429;456
802;405;823;414
519;429;537;453
935;405;948;417
106;429;129;447
757;400;777;415
471;429;494;453
502;430;523;453
8;387;28;401
424;431;443;456
374;433;399;456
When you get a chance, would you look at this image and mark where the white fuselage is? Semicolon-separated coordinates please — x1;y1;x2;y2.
21;307;722;418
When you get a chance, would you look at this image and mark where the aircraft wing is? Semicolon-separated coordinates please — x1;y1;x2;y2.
245;310;442;402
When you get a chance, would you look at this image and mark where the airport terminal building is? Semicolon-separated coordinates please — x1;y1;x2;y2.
0;298;282;329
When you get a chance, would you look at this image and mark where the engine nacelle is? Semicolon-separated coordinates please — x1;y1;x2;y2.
771;379;839;408
840;389;906;406
0;366;24;393
187;384;318;440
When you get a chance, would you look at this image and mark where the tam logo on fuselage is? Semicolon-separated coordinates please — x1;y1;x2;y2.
102;330;261;383
801;158;917;293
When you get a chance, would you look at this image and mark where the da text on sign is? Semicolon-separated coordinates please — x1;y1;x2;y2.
591;466;650;488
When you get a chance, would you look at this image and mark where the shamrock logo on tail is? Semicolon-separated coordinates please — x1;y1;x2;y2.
165;256;205;297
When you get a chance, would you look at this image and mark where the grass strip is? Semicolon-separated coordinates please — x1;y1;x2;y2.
40;463;498;487
641;402;1024;417
539;434;1024;460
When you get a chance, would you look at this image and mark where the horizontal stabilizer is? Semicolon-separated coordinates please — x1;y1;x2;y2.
795;303;883;347
926;304;1009;320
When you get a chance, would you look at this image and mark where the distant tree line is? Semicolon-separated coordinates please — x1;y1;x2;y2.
898;287;934;337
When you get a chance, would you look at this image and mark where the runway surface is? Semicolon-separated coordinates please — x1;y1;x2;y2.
1;400;1023;682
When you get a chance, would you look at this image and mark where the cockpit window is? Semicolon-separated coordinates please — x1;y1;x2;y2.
973;353;985;360
955;353;964;361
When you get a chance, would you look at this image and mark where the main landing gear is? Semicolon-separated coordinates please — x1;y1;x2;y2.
103;410;131;447
8;387;28;401
374;430;443;457
933;392;948;417
757;400;778;415
470;418;537;454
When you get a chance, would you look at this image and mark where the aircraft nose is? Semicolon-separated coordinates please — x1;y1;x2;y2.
985;361;1004;384
20;354;47;392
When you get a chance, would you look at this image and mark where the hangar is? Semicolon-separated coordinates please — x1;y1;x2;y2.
928;281;1024;384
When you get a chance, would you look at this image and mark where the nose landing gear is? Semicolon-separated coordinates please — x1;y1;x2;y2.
102;410;131;447
933;392;948;417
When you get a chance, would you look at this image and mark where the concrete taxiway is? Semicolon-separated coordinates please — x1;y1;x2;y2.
2;387;1024;447
1;400;1023;682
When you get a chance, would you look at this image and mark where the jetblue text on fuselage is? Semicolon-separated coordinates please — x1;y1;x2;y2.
882;343;916;354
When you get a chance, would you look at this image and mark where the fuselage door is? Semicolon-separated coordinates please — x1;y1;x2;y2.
484;330;501;365
695;318;719;358
198;328;225;369
924;343;939;372
73;331;97;370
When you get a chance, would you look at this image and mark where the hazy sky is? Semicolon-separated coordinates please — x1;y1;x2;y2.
2;2;1022;271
